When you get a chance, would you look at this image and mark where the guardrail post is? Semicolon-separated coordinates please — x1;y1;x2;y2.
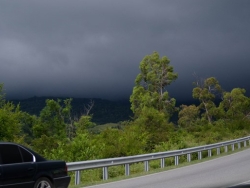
231;144;235;151
160;158;165;168
125;164;130;176
144;161;149;171
103;167;108;180
198;151;202;160
244;141;247;147
217;148;220;155
224;145;228;153
187;153;191;162
75;171;80;185
175;156;179;165
208;149;211;157
238;142;241;149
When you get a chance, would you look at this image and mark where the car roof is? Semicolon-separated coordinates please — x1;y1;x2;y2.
0;142;46;161
0;141;16;144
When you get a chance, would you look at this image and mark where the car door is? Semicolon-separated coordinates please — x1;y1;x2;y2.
0;165;3;187
0;144;36;188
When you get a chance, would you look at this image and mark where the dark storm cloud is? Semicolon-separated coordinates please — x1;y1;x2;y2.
0;0;250;101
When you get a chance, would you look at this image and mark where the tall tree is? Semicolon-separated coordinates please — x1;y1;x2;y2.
219;88;250;120
32;98;73;155
192;77;222;123
0;83;34;143
0;102;23;142
130;51;178;119
32;98;72;139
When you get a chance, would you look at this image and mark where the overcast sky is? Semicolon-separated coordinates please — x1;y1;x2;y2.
0;0;250;101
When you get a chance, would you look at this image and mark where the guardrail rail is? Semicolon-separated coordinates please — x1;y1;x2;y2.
67;136;250;185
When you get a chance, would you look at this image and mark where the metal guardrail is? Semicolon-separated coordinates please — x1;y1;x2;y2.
67;136;250;185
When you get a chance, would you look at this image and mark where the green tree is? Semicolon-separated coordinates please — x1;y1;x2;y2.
32;98;72;139
96;123;149;158
42;132;100;162
0;83;33;144
0;83;6;107
178;104;200;128
0;102;23;142
130;51;178;119
74;115;96;134
219;88;250;120
32;98;72;155
192;77;222;123
68;99;96;138
18;112;37;144
133;106;175;151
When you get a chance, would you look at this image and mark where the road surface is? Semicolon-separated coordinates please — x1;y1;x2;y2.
84;148;250;188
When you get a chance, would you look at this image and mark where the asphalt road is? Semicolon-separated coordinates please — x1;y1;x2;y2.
84;148;250;188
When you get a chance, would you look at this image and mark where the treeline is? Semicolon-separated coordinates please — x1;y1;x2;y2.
1;51;250;165
11;97;133;124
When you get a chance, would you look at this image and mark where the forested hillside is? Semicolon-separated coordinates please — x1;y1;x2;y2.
11;97;132;124
10;96;199;125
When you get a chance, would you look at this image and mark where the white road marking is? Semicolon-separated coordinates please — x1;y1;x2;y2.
230;180;250;187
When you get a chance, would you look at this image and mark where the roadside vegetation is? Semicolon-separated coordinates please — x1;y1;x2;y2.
1;52;250;185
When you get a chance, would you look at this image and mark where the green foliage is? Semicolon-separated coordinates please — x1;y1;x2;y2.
32;135;63;156
133;107;175;151
0;83;6;107
18;112;37;144
67;133;99;161
88;122;122;134
121;124;149;155
130;51;178;119
95;123;149;158
192;77;222;123
219;88;250;120
31;98;73;156
32;98;72;139
0;102;22;141
0;84;34;144
129;52;179;151
74;115;96;134
42;132;101;162
95;128;124;158
178;105;200;127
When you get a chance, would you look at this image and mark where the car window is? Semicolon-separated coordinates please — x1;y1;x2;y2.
0;144;22;164
19;146;34;162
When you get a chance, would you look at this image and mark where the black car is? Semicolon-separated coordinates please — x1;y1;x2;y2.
0;142;71;188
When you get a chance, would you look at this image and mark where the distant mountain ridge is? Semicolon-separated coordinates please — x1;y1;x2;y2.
10;96;201;125
11;96;133;124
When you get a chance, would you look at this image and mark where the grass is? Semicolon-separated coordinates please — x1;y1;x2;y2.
88;123;120;133
68;142;250;188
